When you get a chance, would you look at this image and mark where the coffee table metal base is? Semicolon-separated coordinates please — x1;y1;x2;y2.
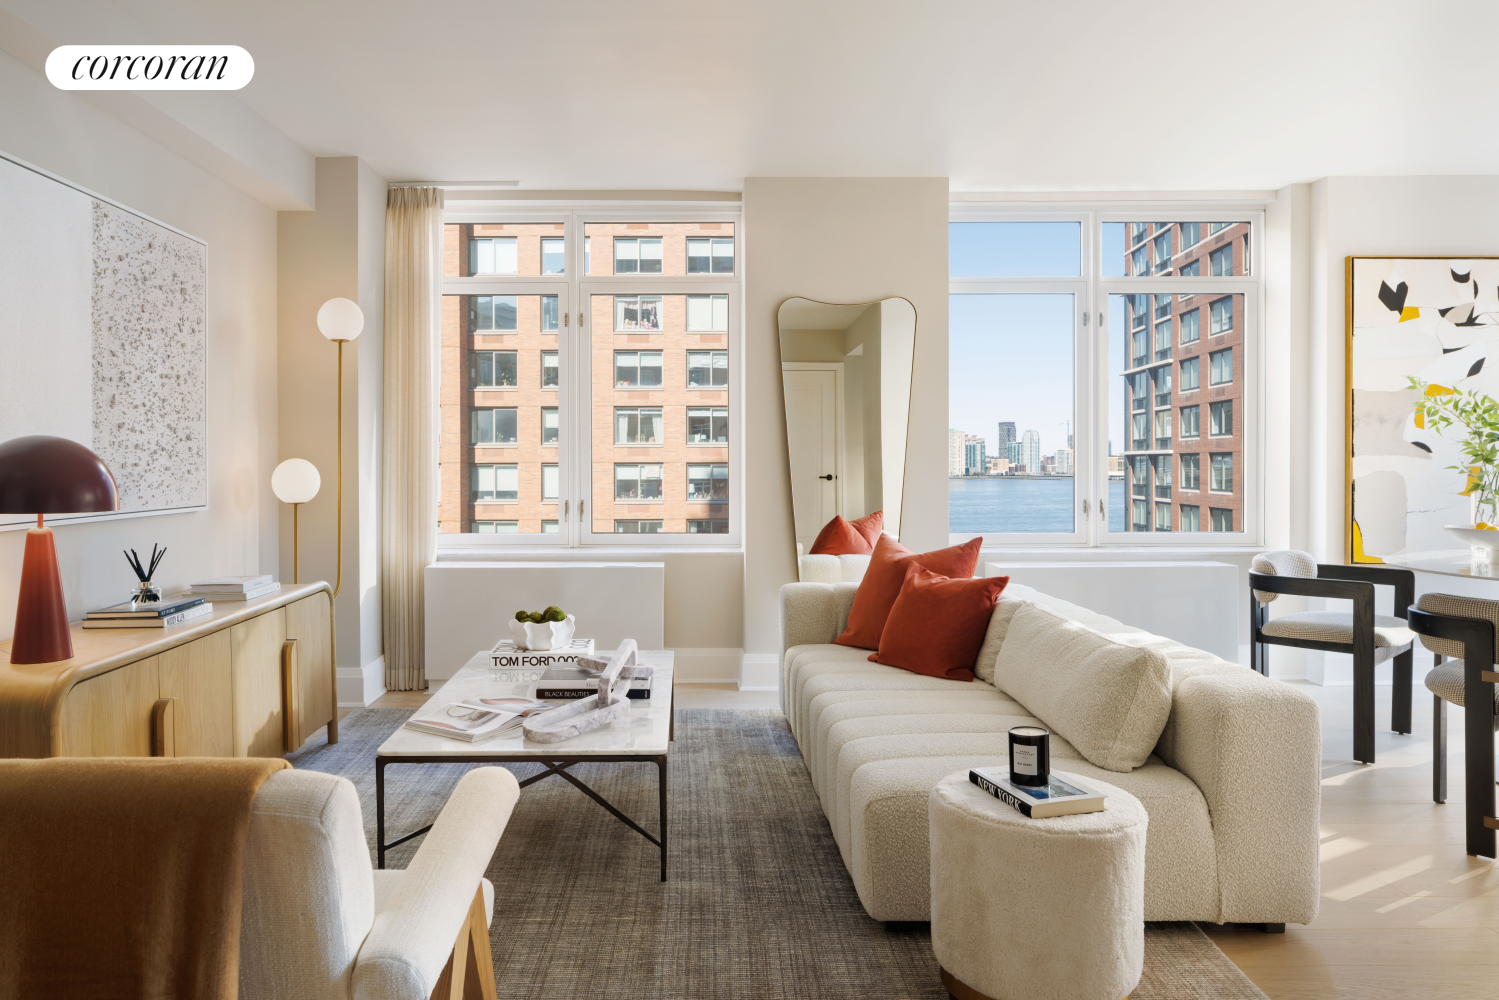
376;752;670;881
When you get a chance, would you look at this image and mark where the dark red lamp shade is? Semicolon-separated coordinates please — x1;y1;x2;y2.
0;436;119;664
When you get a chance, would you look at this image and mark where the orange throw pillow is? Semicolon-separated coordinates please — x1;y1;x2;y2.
835;535;983;649
870;566;1009;680
808;515;872;556
849;510;883;549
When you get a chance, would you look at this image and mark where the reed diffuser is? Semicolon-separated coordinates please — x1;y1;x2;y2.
124;544;166;603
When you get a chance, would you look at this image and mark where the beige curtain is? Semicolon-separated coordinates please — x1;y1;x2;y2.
381;186;443;690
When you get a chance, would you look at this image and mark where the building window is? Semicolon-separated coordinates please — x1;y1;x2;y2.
470;237;517;275
542;295;559;331
613;237;663;275
1130;246;1148;276
1130;371;1149;411
687;519;729;533
1129;222;1148;244
1210;453;1234;493
1209;347;1233;385
471;408;517;445
1154;410;1172;449
1210;297;1233;336
1132;456;1149;497
1210;400;1233;437
473;520;519;533
687;237;734;274
615;464;663;501
688;407;728;443
1180;356;1199;391
1177;259;1200;277
1180;404;1200;438
1154;502;1172;531
1154;321;1171;361
1131;413;1149;450
1180;504;1200;531
614;520;662;533
687;463;728;501
541;407;559;445
1180;222;1200;248
1180;453;1200;490
614;350;663;388
470;295;517;332
470;350;517;388
686;294;729;331
1154;455;1172;498
1180;309;1199;344
541;238;564;275
541;520;559;533
542;464;559;501
1209;221;1232;235
1154;294;1172;322
614;295;662;331
472;464;518;501
1153;365;1171;406
1210;507;1233;532
541;351;559;387
1209;243;1233;276
1131;328;1148;367
688;350;729;388
1132;499;1149;530
615;407;663;444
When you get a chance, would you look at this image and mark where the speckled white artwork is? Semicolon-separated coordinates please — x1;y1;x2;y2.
90;200;207;512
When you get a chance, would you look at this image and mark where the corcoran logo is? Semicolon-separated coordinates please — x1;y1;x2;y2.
45;45;254;90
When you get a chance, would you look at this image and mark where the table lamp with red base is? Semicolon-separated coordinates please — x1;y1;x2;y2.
0;436;119;664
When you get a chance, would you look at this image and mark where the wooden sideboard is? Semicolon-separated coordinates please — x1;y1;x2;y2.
0;582;336;759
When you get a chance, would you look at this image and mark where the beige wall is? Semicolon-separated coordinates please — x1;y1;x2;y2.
0;47;279;634
742;178;949;656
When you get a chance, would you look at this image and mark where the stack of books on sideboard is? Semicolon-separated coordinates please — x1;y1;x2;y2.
190;575;281;601
83;595;213;629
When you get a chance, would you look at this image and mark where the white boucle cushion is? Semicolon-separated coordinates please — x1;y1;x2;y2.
991;602;1172;772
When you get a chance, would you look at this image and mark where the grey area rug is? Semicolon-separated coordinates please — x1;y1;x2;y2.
290;708;1266;1000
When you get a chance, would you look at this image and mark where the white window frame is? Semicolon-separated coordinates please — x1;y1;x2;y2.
948;204;1263;547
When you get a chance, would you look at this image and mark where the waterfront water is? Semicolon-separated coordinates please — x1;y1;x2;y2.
949;477;1127;534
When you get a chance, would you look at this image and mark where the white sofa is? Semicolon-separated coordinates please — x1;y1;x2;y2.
780;580;1321;927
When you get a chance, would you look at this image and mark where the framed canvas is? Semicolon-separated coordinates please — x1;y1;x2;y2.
1346;255;1499;562
0;149;207;529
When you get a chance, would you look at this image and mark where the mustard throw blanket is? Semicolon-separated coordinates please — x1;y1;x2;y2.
0;756;290;1000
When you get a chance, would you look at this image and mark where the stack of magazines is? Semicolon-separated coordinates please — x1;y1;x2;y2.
190;575;280;602
83;595;213;629
403;697;558;743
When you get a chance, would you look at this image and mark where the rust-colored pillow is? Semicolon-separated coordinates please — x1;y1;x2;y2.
849;510;883;549
835;535;983;649
808;515;872;556
869;566;1010;680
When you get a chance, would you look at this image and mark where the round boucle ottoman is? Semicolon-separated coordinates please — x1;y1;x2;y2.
929;769;1147;1000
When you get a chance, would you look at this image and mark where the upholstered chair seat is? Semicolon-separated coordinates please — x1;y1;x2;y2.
1423;659;1499;727
1260;611;1415;658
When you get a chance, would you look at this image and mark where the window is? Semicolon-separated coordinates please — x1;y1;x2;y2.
687;519;728;533
1177;259;1200;277
1210;298;1233;336
1130;246;1148;276
1210;400;1233;437
471;350;517;388
542;295;559;331
1211;453;1233;493
542;520;559;533
1209;244;1233;277
687;463;728;501
541;238;564;275
1154;502;1172;531
1132;456;1150;497
687;238;734;274
1153;232;1172;272
542;464;558;501
615;520;662;533
469;237;517;275
541;351;559;387
1180;404;1200;438
688;407;728;443
615;406;663;444
1130;371;1149;411
1180;453;1200;490
1180;504;1200;531
1131;328;1148;367
1209;348;1233;385
1180;222;1200;248
1153;409;1172;449
614;351;663;388
688;351;729;388
470;295;517;332
541;407;558;445
615;464;663;501
686;294;729;331
1131;412;1149;450
472;464;518;501
1210;507;1233;532
1209;221;1232;235
471;408;517;445
1154;322;1171;360
949;222;1081;277
473;521;519;533
1153;455;1172;498
1179;309;1199;344
1132;499;1149;530
613;237;662;274
615;295;662;331
1180;356;1199;391
1152;365;1171;406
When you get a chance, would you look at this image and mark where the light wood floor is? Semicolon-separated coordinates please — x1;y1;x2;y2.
1203;680;1499;1000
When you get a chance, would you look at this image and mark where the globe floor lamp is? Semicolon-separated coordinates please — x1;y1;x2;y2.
0;436;119;664
317;297;364;597
271;459;320;584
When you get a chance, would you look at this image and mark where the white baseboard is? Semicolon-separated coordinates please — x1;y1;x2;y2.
338;655;387;708
739;653;780;692
670;647;743;684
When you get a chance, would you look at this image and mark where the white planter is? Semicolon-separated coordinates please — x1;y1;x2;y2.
508;615;577;651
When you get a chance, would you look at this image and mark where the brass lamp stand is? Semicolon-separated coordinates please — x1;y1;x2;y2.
316;298;365;596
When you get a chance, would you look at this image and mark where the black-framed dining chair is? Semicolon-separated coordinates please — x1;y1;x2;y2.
1248;550;1415;765
1407;593;1499;860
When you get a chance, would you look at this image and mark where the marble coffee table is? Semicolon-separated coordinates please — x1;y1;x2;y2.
375;648;674;880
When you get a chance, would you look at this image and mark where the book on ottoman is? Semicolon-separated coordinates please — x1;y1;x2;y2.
968;767;1106;818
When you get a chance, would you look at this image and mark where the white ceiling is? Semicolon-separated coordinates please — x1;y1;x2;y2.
94;0;1499;191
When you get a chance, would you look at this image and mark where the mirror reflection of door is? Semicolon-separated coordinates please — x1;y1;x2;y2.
782;366;840;548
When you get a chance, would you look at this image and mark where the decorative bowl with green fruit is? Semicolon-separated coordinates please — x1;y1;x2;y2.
508;606;576;651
